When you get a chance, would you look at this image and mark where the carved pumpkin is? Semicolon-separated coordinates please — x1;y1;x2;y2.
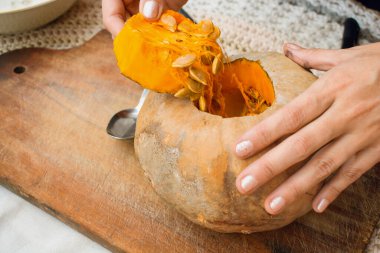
114;11;317;233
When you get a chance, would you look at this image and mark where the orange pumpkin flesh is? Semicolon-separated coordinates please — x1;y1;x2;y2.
114;10;275;118
214;59;275;117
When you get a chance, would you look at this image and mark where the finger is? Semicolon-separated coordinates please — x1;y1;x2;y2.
165;0;188;10
102;0;127;37
263;132;366;215
235;79;333;159
139;0;163;20
236;104;342;195
283;43;351;71
124;0;140;15
312;144;380;213
140;0;188;20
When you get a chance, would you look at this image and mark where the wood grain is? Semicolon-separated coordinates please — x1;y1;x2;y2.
0;30;379;253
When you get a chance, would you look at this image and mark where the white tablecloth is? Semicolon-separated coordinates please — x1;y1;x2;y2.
0;186;109;253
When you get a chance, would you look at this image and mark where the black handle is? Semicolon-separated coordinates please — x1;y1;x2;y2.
179;9;195;23
342;18;360;49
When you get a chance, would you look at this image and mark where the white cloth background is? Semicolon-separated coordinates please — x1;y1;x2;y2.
0;186;109;253
0;0;379;252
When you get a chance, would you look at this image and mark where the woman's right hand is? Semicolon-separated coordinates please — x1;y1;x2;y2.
102;0;188;37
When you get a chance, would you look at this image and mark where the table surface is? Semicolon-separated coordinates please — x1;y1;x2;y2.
0;30;379;253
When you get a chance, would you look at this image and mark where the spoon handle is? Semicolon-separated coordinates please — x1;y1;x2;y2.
136;89;150;111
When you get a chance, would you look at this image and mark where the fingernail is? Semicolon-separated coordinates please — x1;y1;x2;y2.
286;43;302;50
316;198;329;213
269;196;285;212
240;175;257;192
236;140;253;157
143;0;159;19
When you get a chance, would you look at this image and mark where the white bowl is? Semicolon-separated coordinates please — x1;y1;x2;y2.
0;0;78;34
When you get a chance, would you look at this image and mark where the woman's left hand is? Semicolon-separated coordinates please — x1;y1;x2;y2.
234;42;380;215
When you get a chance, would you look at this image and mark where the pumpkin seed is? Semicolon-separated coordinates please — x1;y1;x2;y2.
199;95;206;111
172;53;197;68
177;21;192;33
189;66;208;86
200;19;214;35
191;20;214;38
189;92;201;101
212;53;222;75
174;87;191;98
186;78;203;93
160;14;177;32
208;26;221;40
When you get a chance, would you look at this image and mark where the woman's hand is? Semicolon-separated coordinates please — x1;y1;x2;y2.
102;0;188;37
234;42;380;215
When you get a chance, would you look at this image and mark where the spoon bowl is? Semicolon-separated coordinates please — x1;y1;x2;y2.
107;89;149;140
106;108;138;140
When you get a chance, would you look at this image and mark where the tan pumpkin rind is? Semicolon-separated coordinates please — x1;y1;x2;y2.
135;52;319;233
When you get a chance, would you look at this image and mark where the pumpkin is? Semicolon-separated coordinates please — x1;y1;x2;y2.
114;11;318;233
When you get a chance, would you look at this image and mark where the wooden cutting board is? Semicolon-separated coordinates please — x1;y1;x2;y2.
0;30;379;253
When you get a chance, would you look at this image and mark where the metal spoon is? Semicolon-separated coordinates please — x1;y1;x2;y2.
106;89;149;140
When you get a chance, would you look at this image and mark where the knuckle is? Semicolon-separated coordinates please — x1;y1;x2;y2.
342;167;362;182
328;70;351;90
255;124;272;144
283;106;305;132
259;158;276;179
291;135;311;158
289;184;304;198
328;185;342;196
348;101;375;121
338;79;351;90
315;158;336;180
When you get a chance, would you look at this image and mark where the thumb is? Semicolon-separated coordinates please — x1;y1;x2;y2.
283;43;345;71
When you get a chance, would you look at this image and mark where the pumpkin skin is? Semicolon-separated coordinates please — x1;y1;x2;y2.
135;52;318;233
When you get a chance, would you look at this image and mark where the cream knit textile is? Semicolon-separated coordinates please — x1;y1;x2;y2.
0;0;103;54
1;0;379;55
0;0;379;251
186;0;379;55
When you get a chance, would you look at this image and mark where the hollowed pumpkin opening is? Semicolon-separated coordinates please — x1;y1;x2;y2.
114;10;275;118
212;59;275;118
